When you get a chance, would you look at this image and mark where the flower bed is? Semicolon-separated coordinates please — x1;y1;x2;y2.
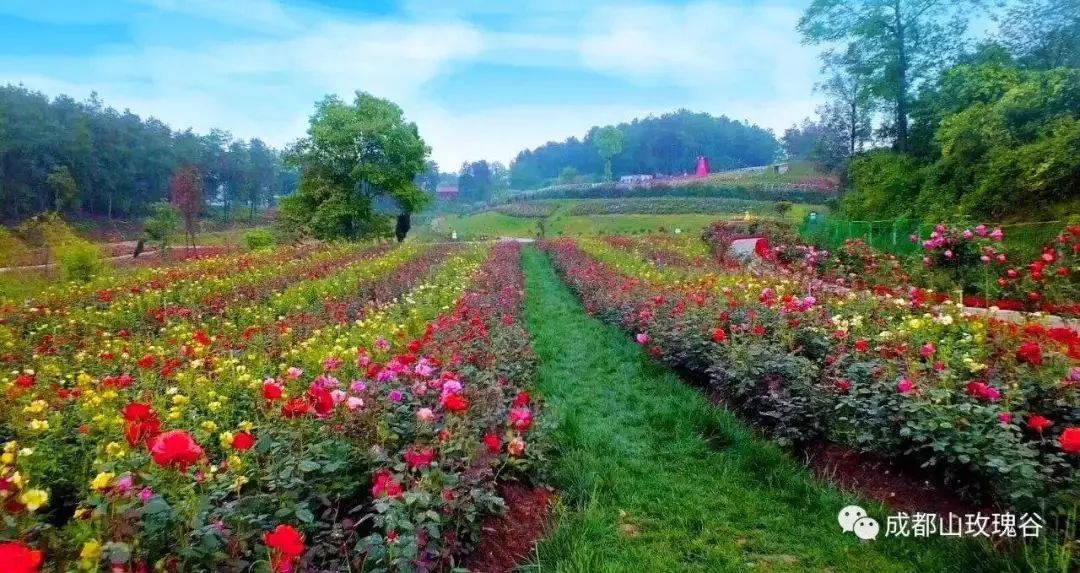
540;237;1079;523
727;222;1080;318
0;242;546;571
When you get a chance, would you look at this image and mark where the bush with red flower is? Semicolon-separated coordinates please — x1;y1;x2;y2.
0;241;547;571
541;236;1080;529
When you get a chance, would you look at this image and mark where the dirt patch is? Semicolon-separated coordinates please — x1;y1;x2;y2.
802;442;985;516
688;378;983;517
464;484;553;573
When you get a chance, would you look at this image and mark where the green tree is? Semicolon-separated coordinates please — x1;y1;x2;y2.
997;0;1080;69
799;0;984;152
142;202;181;252
281;92;430;240
594;126;624;182
46;165;78;212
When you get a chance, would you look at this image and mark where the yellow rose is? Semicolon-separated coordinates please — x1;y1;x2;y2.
90;472;114;491
80;539;103;563
19;488;49;511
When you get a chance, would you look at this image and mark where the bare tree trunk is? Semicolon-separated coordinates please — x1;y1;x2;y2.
894;3;909;152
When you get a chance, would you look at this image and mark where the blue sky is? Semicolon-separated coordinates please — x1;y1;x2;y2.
0;0;825;168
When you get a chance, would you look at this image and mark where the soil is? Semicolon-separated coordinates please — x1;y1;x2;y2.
693;382;984;518
801;442;985;516
464;484;553;573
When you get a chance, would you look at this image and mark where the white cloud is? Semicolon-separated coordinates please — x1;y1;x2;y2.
1;0;827;168
579;3;819;90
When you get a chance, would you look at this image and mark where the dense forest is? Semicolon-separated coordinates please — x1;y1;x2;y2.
786;0;1078;222
0;85;297;222
508;110;779;189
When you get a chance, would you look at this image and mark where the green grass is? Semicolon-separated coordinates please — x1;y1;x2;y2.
424;213;752;241
521;247;1010;572
420;198;824;241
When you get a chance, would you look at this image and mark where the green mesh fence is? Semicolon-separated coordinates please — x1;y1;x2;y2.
798;217;1065;260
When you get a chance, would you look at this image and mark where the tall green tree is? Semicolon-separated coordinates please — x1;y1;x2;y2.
0;85;297;221
281;92;430;240
997;0;1080;69
799;0;984;152
45;165;78;212
593;125;624;182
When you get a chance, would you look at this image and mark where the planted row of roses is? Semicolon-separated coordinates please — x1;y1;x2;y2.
541;237;1079;522
0;242;325;321
0;241;394;361
702;220;1079;316
1;241;547;571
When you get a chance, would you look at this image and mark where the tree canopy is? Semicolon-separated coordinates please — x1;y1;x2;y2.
509;110;779;189
280;92;431;240
0;85;296;222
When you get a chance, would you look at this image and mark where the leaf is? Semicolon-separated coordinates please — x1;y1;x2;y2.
295;507;315;524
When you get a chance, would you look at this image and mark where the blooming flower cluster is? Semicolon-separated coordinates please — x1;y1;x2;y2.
543;235;1080;524
0;241;546;571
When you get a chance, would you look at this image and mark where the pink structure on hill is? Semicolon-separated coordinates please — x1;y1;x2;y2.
695;155;710;178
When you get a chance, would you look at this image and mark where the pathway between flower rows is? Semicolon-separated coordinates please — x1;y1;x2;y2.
519;247;1009;573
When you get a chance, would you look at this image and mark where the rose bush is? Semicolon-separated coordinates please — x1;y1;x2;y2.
542;237;1079;521
0;242;546;571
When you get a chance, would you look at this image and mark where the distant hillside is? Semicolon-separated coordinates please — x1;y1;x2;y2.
509;109;779;190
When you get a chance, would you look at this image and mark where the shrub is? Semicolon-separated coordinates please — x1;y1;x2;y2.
244;228;276;250
0;227;31;267
143;202;181;251
54;240;106;283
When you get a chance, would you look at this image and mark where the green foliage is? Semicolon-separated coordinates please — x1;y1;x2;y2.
45;165;78;212
557;166;580;185
593;125;624;182
843;65;1080;221
142;202;181;250
0;226;31;267
243;228;275;250
0;86;297;220
282;92;429;240
509;110;779;189
54;240;106;283
843;151;923;219
799;0;982;151
774;201;793;217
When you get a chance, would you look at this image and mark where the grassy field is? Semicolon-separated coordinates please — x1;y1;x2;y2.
521;247;1016;572
420;199;822;241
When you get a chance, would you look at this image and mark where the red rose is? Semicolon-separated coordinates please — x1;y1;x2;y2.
122;403;162;447
15;373;34;388
372;470;403;498
232;432;255;451
264;524;305;573
403;446;435;470
0;541;43;573
854;339;869;353
711;328;727;343
835;380;851;393
281;398;311;418
509;407;534;431
1027;415;1053;432
1060;427;1080;454
149;430;204;470
307;387;334;417
122;402;154;422
1017;342;1043;366
512;391;530;407
483;433;501;454
193;330;212;346
137;354;156;369
443;394;468;413
262;381;283;401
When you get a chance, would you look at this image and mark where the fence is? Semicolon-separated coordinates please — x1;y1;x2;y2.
798;217;1066;259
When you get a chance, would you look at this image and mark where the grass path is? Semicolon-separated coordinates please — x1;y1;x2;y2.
520;246;1005;573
